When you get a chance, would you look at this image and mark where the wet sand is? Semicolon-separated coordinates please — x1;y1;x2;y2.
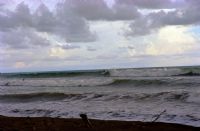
0;115;199;131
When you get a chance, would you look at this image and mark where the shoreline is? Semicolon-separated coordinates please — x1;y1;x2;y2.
0;115;199;131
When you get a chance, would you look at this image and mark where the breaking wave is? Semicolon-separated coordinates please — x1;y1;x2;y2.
107;79;168;86
0;91;199;104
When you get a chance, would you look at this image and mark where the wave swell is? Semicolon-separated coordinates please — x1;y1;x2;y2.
0;91;199;104
1;78;200;88
0;93;86;103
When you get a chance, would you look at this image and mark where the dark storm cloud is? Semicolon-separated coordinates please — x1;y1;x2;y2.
59;44;80;50
126;0;200;36
0;2;96;49
0;3;32;31
62;0;140;21
87;46;97;51
1;27;50;49
116;0;185;9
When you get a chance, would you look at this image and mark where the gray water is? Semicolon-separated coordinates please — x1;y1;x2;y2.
0;66;200;126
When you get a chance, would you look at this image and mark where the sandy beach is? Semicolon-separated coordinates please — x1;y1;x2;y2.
0;115;199;131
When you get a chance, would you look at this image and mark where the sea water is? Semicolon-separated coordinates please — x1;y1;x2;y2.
0;66;200;127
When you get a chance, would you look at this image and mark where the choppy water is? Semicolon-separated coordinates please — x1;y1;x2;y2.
0;66;200;126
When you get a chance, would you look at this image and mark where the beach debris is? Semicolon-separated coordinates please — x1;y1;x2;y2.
79;114;92;128
152;110;166;122
4;82;9;86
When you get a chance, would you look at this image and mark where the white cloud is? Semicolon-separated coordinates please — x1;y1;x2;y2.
14;61;27;68
49;47;66;58
145;26;198;55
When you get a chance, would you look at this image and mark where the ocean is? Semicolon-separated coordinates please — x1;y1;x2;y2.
0;66;200;127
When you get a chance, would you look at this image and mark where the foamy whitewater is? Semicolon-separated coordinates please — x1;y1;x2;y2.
0;66;200;126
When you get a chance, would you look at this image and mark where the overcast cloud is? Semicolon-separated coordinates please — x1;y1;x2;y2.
0;0;200;72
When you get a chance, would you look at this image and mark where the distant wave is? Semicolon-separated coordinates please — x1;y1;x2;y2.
0;70;110;78
1;66;200;78
109;66;200;77
0;91;199;104
107;79;168;86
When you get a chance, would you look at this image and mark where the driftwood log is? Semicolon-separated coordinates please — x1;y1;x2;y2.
79;114;92;128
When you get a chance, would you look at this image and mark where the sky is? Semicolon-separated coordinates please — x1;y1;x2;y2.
0;0;200;72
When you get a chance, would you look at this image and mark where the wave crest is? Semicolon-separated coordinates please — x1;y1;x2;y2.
1;91;199;104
